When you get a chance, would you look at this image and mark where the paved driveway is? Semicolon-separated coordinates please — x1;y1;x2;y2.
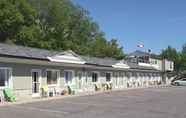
1;87;186;118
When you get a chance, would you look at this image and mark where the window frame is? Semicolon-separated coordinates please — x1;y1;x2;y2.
46;69;60;86
170;63;173;69
106;72;112;82
92;71;99;83
0;67;12;89
64;70;74;85
31;69;42;96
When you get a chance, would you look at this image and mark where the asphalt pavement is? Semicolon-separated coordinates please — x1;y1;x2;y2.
0;86;186;118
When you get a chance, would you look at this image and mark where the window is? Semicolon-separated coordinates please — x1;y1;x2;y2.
92;72;98;82
106;73;111;82
31;70;41;94
46;70;59;85
170;63;173;69
155;60;157;64
0;68;11;87
151;60;157;65
115;73;119;86
64;71;73;84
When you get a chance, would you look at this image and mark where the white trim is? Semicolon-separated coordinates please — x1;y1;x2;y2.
114;72;120;88
138;62;152;67
46;69;60;87
47;57;86;64
76;71;84;91
91;71;100;83
0;56;86;66
47;51;86;64
64;70;75;86
112;61;130;69
31;69;42;97
105;72;112;83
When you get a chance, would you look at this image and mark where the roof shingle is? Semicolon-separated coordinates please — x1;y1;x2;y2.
0;43;157;70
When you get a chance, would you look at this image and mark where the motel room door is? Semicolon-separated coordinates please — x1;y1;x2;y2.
31;70;41;97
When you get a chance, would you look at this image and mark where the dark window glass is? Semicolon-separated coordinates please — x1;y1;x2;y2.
64;71;73;83
106;73;111;82
0;69;9;87
47;70;58;85
92;72;98;82
0;69;6;86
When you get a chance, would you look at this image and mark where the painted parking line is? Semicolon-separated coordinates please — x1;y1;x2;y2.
11;105;69;115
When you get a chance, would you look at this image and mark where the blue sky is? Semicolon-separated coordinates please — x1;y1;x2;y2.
72;0;186;54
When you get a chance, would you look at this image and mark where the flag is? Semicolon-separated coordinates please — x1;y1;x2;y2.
137;44;144;48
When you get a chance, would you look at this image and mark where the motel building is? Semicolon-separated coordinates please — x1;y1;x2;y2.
0;43;174;100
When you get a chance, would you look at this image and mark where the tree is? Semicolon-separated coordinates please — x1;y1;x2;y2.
0;0;125;59
161;46;182;71
107;39;125;59
180;43;186;70
0;0;24;42
182;43;186;56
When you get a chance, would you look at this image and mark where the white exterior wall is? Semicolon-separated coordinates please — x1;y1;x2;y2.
164;59;174;71
123;73;128;88
0;61;165;99
150;58;163;71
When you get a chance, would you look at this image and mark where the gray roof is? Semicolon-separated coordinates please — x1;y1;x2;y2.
82;56;118;67
128;50;149;57
0;43;157;71
82;56;156;70
128;50;161;59
127;62;156;70
0;43;57;60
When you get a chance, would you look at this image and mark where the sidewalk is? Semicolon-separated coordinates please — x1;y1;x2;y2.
0;84;172;107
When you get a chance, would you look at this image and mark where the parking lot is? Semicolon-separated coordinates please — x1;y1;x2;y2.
1;86;186;118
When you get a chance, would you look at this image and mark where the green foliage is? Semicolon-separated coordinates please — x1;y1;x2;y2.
0;0;125;59
180;43;186;70
161;45;186;71
182;43;186;56
161;46;179;60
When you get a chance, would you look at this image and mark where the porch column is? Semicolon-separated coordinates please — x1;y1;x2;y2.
153;73;156;86
139;73;143;87
128;72;133;88
126;72;130;88
136;72;139;87
145;73;150;87
141;73;145;87
137;73;141;87
140;73;144;87
83;71;88;91
132;72;135;88
155;73;158;86
135;72;138;87
123;72;127;88
158;74;161;85
113;72;119;89
119;72;123;89
150;73;154;86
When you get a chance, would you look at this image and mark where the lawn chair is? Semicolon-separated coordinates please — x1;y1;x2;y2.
3;88;16;102
94;83;101;91
69;84;78;95
41;85;49;97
